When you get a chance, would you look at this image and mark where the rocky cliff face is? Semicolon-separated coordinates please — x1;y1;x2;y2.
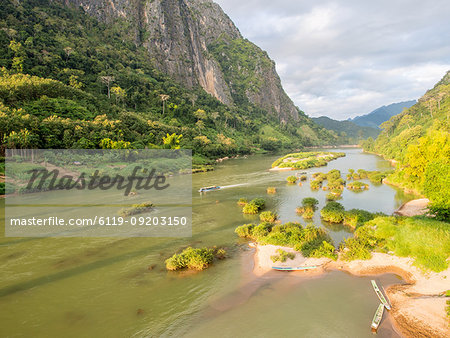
64;0;299;120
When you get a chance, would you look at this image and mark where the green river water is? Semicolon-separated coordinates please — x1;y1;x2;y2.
0;148;416;337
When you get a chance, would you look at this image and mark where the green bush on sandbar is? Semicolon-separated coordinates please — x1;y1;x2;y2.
320;201;345;223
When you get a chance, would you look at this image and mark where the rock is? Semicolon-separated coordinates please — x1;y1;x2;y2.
64;0;299;121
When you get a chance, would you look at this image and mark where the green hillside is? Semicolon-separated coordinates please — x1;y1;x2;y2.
349;100;416;129
312;116;380;144
0;0;337;162
362;71;450;220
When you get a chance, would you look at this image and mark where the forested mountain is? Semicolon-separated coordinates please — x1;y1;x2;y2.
349;100;416;129
312;116;379;144
0;0;338;163
362;71;450;220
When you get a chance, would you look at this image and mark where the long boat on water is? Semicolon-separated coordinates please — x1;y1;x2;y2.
371;303;385;332
198;185;221;193
272;266;318;271
371;280;391;310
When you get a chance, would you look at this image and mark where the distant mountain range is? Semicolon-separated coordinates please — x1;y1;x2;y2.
348;100;416;129
312;116;380;144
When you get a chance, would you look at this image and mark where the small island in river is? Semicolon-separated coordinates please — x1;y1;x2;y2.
270;151;345;171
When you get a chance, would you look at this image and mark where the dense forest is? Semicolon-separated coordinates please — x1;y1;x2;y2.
0;0;338;168
362;71;450;220
312;116;380;144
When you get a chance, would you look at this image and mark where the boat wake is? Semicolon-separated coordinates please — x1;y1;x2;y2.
219;183;249;189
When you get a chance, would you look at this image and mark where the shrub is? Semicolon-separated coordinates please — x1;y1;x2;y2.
237;197;248;206
119;202;153;217
165;247;214;271
326;193;340;201
249;198;266;210
320;201;345;223
286;175;298;183
347;181;369;191
271;249;295;263
343;209;375;229
260;211;278;223
215;248;227;259
302;197;319;209
252;222;272;238
300;175;307;181
235;223;256;237
310;180;322;190
302;207;314;219
266;187;276;194
310;241;337;260
243;203;259;214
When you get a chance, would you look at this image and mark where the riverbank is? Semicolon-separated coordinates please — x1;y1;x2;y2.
394;198;430;217
252;243;450;337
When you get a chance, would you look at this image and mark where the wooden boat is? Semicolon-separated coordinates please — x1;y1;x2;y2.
198;185;221;193
371;303;385;332
272;266;318;271
371;280;391;310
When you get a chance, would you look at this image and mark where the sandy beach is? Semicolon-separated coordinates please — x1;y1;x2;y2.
252;243;450;337
395;198;430;217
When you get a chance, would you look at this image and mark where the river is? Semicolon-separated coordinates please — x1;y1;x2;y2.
0;148;416;337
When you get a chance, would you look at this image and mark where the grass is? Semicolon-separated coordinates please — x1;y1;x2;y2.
372;216;450;272
341;216;450;272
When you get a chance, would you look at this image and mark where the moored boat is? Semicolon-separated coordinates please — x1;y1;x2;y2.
198;185;221;193
371;303;385;332
371;280;391;310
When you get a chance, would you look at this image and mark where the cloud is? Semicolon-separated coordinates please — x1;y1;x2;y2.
214;0;450;119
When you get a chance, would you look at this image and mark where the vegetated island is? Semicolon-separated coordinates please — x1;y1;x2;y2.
236;204;450;338
270;151;345;171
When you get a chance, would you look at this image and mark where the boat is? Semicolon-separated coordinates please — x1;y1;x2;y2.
371;280;392;310
371;303;385;332
272;266;318;271
295;172;307;177
198;185;221;193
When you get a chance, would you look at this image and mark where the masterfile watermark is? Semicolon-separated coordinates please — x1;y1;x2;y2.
26;166;170;196
5;149;192;237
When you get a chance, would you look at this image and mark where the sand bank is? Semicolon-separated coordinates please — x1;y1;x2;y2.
395;198;430;217
253;243;450;337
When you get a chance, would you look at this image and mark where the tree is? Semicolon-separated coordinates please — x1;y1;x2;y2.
159;94;170;115
111;86;126;104
69;75;83;89
64;46;73;61
162;133;182;149
9;40;25;73
193;109;207;121
100;76;115;98
195;120;205;133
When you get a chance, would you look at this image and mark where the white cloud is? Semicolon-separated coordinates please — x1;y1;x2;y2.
214;0;450;119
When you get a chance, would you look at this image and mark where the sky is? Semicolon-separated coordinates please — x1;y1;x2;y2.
214;0;450;120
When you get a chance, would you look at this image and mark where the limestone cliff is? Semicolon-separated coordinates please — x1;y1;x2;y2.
64;0;299;120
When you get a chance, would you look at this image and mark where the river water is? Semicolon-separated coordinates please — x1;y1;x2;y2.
0;149;415;337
